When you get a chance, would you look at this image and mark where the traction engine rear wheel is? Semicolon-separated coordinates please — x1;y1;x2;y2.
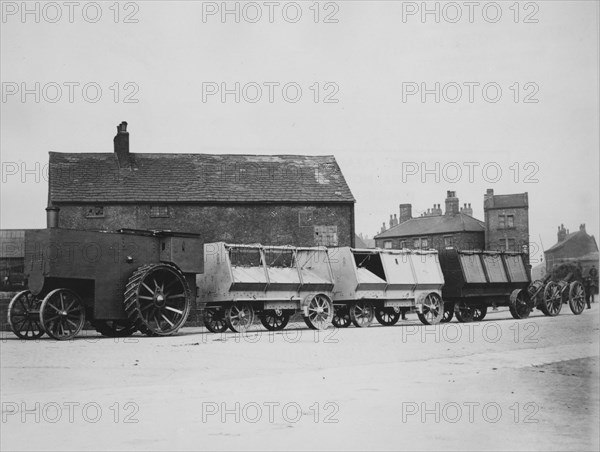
125;264;191;336
203;308;229;333
375;307;401;326
349;301;374;328
303;294;333;330
473;305;488;322
441;303;454;323
91;320;137;338
332;306;351;328
40;288;86;340
509;290;532;319
455;301;475;323
8;290;45;339
225;303;255;333
260;309;290;331
417;293;444;325
568;281;586;315
541;282;563;316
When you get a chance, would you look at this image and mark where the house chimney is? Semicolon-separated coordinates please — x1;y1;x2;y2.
445;190;459;215
557;224;567;242
381;222;386;233
46;206;59;228
114;121;130;167
580;223;586;232
399;203;412;223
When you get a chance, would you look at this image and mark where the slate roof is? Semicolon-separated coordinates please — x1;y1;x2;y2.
484;193;528;209
48;153;355;203
545;229;599;254
375;213;485;239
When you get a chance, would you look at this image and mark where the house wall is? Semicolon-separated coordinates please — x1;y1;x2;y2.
375;231;484;252
54;203;355;247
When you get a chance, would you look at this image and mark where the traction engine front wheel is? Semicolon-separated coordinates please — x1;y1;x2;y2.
40;288;86;340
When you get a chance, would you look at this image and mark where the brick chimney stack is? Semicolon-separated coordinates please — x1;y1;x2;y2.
580;223;586;232
399;203;412;223
114;121;130;167
445;190;459;215
557;224;567;242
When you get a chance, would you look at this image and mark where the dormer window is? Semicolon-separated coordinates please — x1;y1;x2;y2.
85;206;104;218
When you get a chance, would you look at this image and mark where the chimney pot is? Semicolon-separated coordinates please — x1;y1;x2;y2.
114;121;130;167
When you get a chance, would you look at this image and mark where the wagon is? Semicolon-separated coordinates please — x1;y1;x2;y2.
537;268;586;316
197;242;335;332
7;228;200;340
327;247;446;327
438;249;531;322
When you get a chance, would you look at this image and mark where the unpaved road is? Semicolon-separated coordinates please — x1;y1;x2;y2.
1;307;599;451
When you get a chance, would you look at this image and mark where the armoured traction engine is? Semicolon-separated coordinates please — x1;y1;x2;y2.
198;242;335;332
8;228;200;340
327;248;446;327
438;249;531;322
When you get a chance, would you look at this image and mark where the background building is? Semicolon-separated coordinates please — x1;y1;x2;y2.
484;189;529;254
46;122;356;247
544;223;599;274
0;230;26;291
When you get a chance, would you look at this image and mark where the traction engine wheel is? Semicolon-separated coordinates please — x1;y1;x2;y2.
455;301;476;323
203;308;229;333
417;293;444;325
8;290;45;339
40;288;86;340
568;281;586;315
125;264;191;336
260;309;290;331
303;294;333;330
541;281;563;316
332;305;351;328
441;302;454;323
509;290;532;319
375;307;401;326
91;320;137;338
349;301;374;328
473;305;488;322
225;303;255;333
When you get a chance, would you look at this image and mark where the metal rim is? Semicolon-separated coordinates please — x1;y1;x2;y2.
473;305;487;322
125;264;191;336
418;293;444;325
203;308;229;333
226;303;255;333
568;281;586;315
349;301;374;328
8;290;45;340
455;301;475;323
510;292;532;319
375;307;401;326
260;309;290;331
40;289;85;341
303;294;333;330
441;303;454;323
332;306;351;328
543;282;563;316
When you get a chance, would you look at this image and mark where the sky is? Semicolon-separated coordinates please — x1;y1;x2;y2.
1;0;598;265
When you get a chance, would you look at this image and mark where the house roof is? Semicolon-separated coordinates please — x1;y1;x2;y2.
484;193;528;210
48;153;355;204
375;213;485;239
545;229;599;254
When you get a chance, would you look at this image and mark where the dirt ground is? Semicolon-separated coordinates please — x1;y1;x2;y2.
1;306;598;451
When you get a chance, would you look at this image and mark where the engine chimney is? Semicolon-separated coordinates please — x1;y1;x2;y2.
445;190;459;215
46;206;59;228
114;121;130;167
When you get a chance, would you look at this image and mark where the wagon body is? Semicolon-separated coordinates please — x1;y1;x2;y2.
438;249;530;305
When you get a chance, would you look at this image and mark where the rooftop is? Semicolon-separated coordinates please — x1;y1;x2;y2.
375;213;485;239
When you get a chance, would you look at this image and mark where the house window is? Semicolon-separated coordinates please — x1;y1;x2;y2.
400;241;406;249
498;215;506;229
413;238;420;249
150;206;170;218
421;238;428;249
507;238;516;251
444;236;454;248
507;215;514;228
85;206;104;218
383;240;392;249
314;225;338;246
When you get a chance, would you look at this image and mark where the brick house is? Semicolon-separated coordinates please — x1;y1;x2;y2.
484;189;529;254
374;191;485;251
544;224;599;274
46;122;356;247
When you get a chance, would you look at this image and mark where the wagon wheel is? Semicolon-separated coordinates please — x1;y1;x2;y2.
375;307;401;326
568;281;586;315
349;301;374;328
225;303;255;333
260;309;290;331
473;305;487;322
303;294;333;330
509;290;532;319
40;289;86;340
203;307;229;333
454;301;475;323
90;319;137;338
332;305;351;328
541;281;563;316
125;264;191;336
417;293;444;325
8;290;45;339
441;302;454;323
